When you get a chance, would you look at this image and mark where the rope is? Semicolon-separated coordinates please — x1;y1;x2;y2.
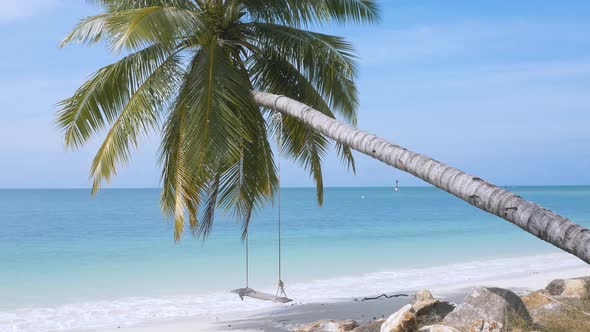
245;231;249;289
274;96;288;299
277;115;282;282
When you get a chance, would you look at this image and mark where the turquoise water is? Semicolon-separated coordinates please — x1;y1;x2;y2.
1;186;590;330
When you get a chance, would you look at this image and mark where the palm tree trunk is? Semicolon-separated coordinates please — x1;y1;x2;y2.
253;91;590;264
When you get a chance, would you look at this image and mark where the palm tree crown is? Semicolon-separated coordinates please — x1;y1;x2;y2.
57;0;379;240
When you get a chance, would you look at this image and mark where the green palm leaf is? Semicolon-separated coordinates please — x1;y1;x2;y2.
56;43;175;149
90;52;184;194
240;0;379;26
59;0;378;240
250;23;359;123
88;0;198;11
60;6;203;52
250;47;353;203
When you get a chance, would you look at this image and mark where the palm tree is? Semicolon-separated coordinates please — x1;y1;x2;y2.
58;0;590;263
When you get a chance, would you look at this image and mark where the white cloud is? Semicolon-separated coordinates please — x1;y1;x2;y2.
0;0;61;24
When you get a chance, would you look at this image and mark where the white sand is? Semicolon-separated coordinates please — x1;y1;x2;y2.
93;256;590;332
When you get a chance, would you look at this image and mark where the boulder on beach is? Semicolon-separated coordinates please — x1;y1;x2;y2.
545;277;590;298
410;289;455;323
380;304;417;332
295;319;359;332
529;302;566;324
442;287;531;332
411;289;435;304
521;290;552;312
413;299;455;322
418;324;461;332
352;319;385;332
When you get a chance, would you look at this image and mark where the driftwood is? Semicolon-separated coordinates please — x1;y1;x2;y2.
356;293;409;302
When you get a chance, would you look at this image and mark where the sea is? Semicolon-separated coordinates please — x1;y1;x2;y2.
1;186;589;331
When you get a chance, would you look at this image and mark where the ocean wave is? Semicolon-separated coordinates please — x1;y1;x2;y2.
1;253;587;332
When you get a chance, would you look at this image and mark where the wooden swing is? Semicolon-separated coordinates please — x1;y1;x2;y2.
231;109;292;303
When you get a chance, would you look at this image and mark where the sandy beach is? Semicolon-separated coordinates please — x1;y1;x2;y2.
93;255;590;332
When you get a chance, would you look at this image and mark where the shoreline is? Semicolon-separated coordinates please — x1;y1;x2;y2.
92;265;590;332
77;253;590;332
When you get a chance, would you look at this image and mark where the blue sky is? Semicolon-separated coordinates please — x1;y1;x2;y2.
0;0;589;189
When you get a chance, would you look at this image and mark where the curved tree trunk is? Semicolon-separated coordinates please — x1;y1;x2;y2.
253;91;590;264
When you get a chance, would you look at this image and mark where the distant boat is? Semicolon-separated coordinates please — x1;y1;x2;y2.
394;180;399;191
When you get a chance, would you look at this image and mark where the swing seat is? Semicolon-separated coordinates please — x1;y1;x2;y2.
231;288;293;303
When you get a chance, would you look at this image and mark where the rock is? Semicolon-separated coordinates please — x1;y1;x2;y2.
467;320;502;332
442;287;531;332
529;302;566;324
412;289;435;304
296;319;359;332
545;277;590;298
409;288;455;323
544;279;566;296
380;304;417;332
418;324;461;332
352;319;385;332
412;299;455;321
521;290;552;311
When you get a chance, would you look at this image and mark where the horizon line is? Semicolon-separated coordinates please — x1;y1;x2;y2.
1;184;589;190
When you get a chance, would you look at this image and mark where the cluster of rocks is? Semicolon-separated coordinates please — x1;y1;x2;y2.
521;276;590;326
294;276;590;332
295;289;456;332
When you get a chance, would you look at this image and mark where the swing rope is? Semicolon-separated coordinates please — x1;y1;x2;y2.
239;97;288;301
275;98;288;299
245;231;249;289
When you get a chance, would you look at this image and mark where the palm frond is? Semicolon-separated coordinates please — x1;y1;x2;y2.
335;143;356;173
250;23;359;124
238;0;316;27
250;39;357;197
88;0;198;11
159;95;203;241
56;43;175;149
213;56;277;240
89;52;184;194
60;6;203;52
317;0;380;24
180;44;250;166
160;43;267;239
198;173;221;238
250;46;334;118
249;34;356;205
239;0;379;26
216;117;277;240
279;115;328;205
